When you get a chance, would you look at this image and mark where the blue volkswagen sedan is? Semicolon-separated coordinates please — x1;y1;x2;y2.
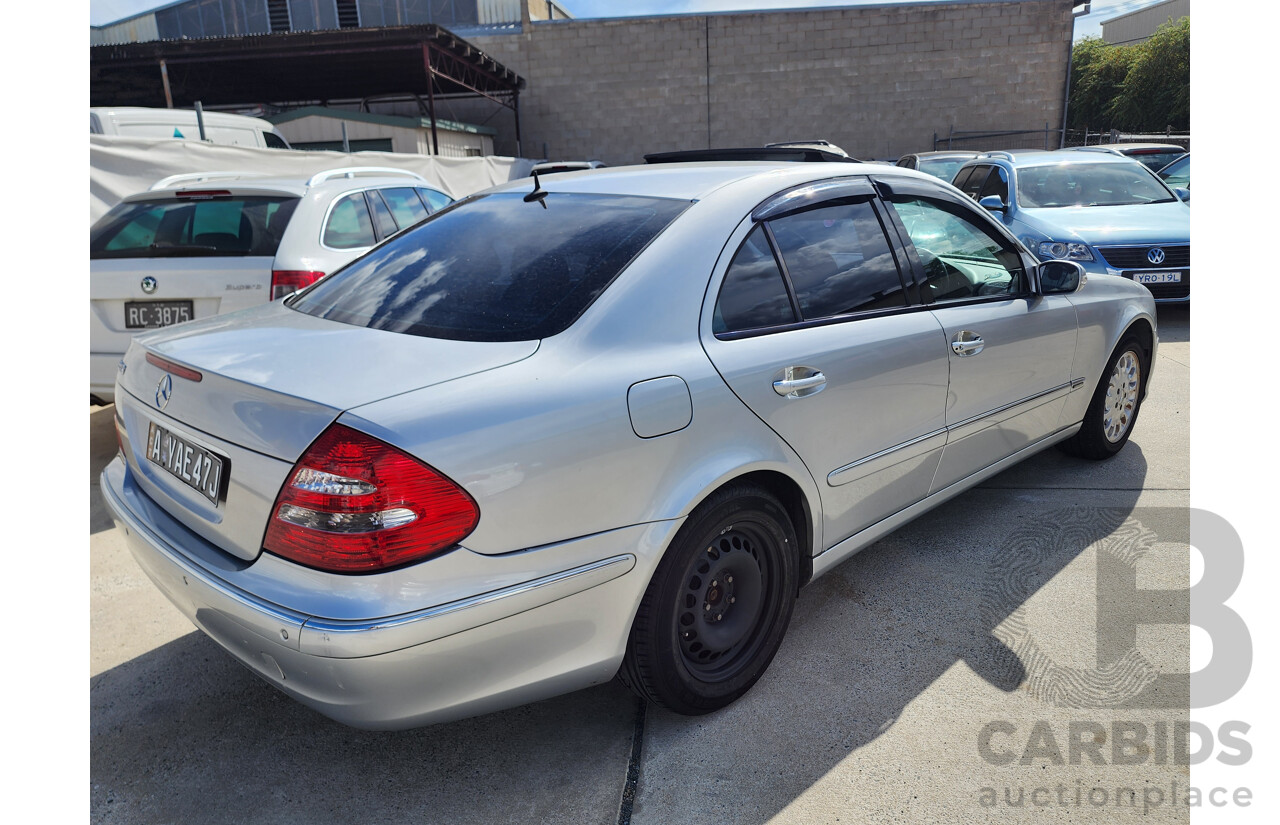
951;150;1191;302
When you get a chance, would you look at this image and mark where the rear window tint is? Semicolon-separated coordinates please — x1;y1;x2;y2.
1126;150;1186;172
713;225;796;334
381;187;429;227
367;190;400;239
90;196;298;259
323;192;377;249
418;187;452;211
771;202;906;318
290;192;689;342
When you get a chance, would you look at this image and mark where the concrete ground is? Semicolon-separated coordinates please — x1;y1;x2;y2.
90;305;1190;825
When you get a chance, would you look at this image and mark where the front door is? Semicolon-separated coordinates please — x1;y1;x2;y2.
879;187;1079;491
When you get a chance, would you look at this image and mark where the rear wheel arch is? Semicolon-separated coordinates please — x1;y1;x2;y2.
674;468;816;592
725;470;815;590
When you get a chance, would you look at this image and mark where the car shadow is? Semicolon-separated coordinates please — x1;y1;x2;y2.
90;630;638;825
1155;303;1189;343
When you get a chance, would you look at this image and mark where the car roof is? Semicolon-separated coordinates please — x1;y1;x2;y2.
968;149;1146;169
488;161;940;202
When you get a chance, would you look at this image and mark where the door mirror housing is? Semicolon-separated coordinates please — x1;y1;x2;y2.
977;194;1005;212
1173;187;1190;203
1038;260;1086;295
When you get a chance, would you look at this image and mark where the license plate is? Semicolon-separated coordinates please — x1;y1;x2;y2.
146;421;227;505
125;300;193;329
1134;271;1183;284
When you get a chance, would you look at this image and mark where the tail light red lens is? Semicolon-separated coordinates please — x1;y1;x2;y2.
270;270;325;300
263;424;479;573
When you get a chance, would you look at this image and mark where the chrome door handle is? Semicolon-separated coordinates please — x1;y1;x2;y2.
773;368;827;398
951;331;985;357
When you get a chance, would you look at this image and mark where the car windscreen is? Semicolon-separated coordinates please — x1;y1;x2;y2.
90;196;299;259
288;192;690;342
1016;162;1176;208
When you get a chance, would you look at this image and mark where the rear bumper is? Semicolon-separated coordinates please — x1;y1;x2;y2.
101;456;678;729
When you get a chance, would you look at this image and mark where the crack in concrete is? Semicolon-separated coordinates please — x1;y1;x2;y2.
615;697;647;825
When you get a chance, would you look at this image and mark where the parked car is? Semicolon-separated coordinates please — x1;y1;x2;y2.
950;150;1190;302
91;106;291;149
896;150;981;182
102;161;1155;729
90;167;454;404
1063;143;1187;173
1157;152;1190;190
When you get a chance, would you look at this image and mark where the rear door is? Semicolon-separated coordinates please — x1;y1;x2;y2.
90;193;299;359
702;178;950;549
875;176;1079;492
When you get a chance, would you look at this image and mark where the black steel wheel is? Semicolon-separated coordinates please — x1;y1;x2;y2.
618;484;799;715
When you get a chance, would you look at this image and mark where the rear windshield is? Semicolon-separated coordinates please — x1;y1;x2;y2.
90;196;299;259
918;157;971;182
289;192;689;342
1124;149;1186;172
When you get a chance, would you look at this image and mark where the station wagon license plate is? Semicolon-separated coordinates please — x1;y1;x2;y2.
1134;271;1183;285
126;300;193;329
146;421;226;505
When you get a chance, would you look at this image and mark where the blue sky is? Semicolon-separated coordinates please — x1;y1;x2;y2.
89;0;1174;40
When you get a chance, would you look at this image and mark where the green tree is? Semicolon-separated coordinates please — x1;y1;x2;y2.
1111;17;1190;131
1067;17;1189;133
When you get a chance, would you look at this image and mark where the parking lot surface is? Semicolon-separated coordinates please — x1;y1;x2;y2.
91;305;1189;825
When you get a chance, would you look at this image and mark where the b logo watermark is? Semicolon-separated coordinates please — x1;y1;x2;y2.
979;507;1251;709
974;508;1254;813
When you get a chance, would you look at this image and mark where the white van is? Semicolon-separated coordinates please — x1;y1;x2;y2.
90;107;291;149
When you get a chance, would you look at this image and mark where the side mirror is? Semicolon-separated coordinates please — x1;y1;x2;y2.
1173;187;1190;203
978;194;1005;212
1038;260;1086;295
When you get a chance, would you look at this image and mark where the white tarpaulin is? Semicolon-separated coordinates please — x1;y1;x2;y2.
90;135;535;225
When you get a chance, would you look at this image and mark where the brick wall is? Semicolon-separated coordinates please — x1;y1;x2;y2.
463;0;1073;163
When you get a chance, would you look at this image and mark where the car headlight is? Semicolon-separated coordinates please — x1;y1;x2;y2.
1036;241;1094;262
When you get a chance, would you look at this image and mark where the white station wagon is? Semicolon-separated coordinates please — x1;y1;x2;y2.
89;167;453;404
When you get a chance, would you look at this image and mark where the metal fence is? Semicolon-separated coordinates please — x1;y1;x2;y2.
933;126;1190;152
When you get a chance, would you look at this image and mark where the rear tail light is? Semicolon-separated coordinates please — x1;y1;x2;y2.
270;270;325;300
263;424;479;573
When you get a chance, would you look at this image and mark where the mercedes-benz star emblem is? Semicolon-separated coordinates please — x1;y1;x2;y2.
155;374;173;410
1147;248;1166;265
141;276;158;294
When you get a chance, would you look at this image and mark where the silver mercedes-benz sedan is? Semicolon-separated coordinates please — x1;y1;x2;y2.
101;161;1156;729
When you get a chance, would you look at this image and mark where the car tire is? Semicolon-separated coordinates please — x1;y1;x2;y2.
1060;334;1149;460
618;484;799;715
